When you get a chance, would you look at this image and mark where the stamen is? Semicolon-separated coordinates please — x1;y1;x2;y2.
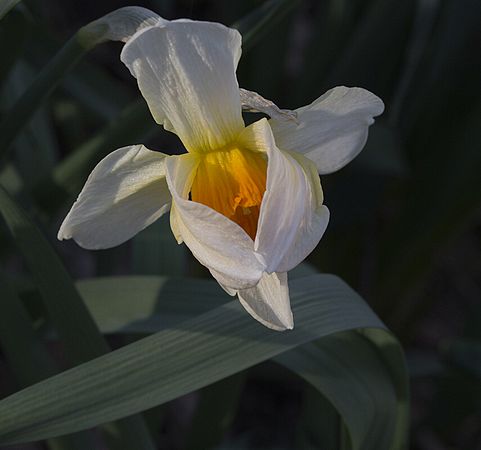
191;146;267;240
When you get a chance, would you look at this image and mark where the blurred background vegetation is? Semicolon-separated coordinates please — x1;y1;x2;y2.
0;0;480;449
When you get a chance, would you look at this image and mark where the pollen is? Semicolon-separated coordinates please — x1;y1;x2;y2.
191;146;267;240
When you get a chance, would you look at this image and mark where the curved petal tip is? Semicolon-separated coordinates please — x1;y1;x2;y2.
237;272;294;331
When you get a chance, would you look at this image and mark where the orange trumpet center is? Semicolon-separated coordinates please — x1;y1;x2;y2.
190;146;267;240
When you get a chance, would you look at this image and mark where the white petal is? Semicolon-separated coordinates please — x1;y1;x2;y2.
237;272;293;331
269;86;384;174
210;272;238;296
58;145;170;249
121;21;244;152
275;152;330;273
81;7;165;44
164;154;265;290
169;203;183;244
239;88;298;123
238;119;312;273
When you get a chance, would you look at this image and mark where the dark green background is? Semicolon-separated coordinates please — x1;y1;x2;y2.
1;0;480;448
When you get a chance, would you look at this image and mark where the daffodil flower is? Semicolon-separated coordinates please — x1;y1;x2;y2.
58;8;384;330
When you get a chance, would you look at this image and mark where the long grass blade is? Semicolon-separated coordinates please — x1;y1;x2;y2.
0;0;21;20
0;274;408;449
0;270;96;450
0;185;156;450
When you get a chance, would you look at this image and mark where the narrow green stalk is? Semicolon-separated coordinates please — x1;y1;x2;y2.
0;35;90;163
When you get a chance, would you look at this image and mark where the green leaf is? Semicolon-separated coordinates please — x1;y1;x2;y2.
0;6;161;162
74;265;319;335
0;35;90;162
0;185;156;450
0;185;108;361
25;29;132;120
0;270;97;450
0;271;57;388
0;7;28;90
275;330;409;450
0;274;408;450
4;62;59;187
0;0;21;20
77;276;227;334
17;265;317;338
79;275;409;450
